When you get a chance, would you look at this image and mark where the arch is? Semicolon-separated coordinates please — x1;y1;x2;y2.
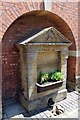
0;1;44;40
0;2;77;50
2;10;77;103
2;10;76;50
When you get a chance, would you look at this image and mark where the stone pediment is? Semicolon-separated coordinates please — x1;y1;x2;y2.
18;27;71;46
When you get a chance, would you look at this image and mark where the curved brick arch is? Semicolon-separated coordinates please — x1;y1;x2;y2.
1;1;78;108
2;10;76;51
0;1;79;119
0;1;77;51
0;1;44;40
51;2;78;50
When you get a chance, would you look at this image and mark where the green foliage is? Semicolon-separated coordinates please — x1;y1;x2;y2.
39;72;49;84
51;72;63;81
39;71;63;84
48;72;53;81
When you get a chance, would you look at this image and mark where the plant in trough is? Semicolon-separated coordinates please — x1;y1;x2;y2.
38;71;63;85
51;72;63;81
39;72;49;84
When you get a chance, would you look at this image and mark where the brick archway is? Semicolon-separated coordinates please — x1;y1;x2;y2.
0;1;78;119
2;10;76;103
0;2;78;48
0;1;44;40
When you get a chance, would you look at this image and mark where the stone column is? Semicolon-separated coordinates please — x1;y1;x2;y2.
27;48;38;100
61;49;68;88
18;46;28;99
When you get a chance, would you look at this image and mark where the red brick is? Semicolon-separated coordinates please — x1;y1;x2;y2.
67;56;76;83
0;1;78;106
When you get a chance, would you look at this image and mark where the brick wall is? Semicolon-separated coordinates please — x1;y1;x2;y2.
67;56;76;82
0;1;79;117
2;15;57;102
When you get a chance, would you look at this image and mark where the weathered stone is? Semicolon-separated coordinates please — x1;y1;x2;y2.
17;27;71;112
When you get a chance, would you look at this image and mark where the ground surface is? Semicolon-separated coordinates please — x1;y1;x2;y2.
3;91;79;119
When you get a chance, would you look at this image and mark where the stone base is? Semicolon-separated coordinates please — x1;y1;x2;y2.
19;89;67;112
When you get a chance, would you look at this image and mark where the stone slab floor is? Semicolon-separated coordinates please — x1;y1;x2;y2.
2;91;79;119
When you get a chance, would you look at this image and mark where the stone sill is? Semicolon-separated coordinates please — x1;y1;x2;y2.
36;80;63;93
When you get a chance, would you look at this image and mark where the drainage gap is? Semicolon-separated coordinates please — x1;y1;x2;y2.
47;98;54;108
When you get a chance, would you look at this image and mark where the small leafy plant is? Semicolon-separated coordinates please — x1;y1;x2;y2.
51;72;63;81
38;71;63;84
39;72;49;84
